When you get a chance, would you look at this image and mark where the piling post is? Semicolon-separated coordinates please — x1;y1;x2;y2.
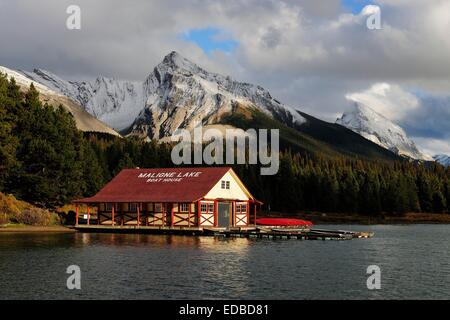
137;203;140;227
111;203;115;226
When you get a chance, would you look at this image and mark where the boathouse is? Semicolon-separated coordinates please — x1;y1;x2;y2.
73;167;262;230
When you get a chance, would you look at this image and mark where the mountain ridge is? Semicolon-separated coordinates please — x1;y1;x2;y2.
434;154;450;167
336;102;432;161
2;51;419;162
19;51;306;138
0;65;121;137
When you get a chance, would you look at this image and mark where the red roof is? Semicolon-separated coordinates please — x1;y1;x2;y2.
74;167;244;203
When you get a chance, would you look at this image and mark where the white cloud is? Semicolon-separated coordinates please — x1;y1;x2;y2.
345;83;420;121
0;0;449;154
361;5;381;16
345;82;450;156
413;137;450;157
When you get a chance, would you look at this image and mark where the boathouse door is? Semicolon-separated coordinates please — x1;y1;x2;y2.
217;202;231;228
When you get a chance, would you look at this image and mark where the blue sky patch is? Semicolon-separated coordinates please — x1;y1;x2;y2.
181;27;238;54
342;0;374;14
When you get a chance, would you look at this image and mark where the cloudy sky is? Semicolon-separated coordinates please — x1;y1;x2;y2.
1;0;449;155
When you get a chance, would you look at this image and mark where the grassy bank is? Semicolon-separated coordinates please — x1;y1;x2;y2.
0;192;61;227
0;224;75;233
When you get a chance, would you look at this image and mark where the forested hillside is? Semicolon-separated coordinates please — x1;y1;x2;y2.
1;73;449;214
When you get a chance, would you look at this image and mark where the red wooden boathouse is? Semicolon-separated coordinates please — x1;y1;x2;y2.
73;167;262;230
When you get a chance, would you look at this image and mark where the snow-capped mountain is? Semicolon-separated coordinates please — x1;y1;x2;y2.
21;69;144;132
131;51;306;139
0;65;57;95
336;103;432;160
19;51;306;139
3;53;418;161
434;154;450;167
0;66;120;136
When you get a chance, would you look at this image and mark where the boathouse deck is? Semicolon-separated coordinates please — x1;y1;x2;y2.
74;225;374;240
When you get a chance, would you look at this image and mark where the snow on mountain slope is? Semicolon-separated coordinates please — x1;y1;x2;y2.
336;102;432;160
0;66;120;136
17;51;305;139
22;69;144;132
131;51;306;139
434;154;450;167
0;66;56;95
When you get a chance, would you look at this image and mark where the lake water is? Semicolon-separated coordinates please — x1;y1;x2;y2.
1;225;450;300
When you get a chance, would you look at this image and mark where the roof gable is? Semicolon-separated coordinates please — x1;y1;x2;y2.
204;170;254;201
74;167;232;203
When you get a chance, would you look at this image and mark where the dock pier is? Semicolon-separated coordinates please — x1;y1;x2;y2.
74;225;374;240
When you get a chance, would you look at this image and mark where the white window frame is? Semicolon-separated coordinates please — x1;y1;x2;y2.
179;203;189;212
201;202;214;213
236;203;247;214
221;180;230;189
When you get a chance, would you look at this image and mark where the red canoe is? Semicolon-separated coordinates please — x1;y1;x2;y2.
255;218;313;227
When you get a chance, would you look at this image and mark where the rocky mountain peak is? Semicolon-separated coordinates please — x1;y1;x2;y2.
9;51;306;139
336;102;432;160
434;154;450;167
158;51;201;74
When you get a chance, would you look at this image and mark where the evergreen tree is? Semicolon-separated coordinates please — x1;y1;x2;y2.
114;152;136;175
417;172;434;212
359;171;382;215
80;140;106;196
0;74;19;189
9;85;86;208
1;76;450;215
339;168;359;213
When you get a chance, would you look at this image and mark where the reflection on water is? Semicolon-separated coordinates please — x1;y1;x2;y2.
199;237;251;298
1;225;450;300
76;232;251;251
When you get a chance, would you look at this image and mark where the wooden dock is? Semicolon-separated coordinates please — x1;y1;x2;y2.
74;225;374;240
217;228;373;240
74;225;206;236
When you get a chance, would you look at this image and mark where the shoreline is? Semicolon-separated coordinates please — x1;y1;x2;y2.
1;212;450;233
0;225;76;233
261;212;450;225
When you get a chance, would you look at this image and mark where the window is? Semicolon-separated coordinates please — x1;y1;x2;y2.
201;203;214;213
236;203;247;214
221;180;230;189
105;203;113;211
129;203;138;212
179;203;189;212
155;203;162;212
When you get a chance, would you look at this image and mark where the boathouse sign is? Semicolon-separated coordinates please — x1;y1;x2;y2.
138;171;202;183
73;167;262;229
